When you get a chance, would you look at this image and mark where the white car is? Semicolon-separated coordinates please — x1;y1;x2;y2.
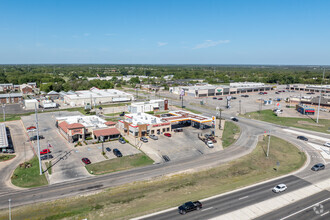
272;184;287;193
324;142;330;148
206;140;214;148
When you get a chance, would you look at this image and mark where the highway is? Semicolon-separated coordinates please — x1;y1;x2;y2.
0;95;329;220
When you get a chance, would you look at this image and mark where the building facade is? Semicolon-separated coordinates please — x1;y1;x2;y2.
128;99;168;113
0;93;23;104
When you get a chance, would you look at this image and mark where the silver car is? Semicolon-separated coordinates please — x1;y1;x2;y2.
149;135;158;140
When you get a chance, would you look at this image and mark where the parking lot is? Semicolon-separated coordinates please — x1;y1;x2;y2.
128;126;221;163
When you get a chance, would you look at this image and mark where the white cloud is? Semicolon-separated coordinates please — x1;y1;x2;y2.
158;42;168;47
193;40;230;49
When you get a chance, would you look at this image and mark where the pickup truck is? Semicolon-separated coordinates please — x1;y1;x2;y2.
178;201;202;215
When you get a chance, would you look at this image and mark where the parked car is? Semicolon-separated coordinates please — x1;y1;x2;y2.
241;95;249;97
2;149;15;154
162;155;170;162
324;142;330;147
113;148;122;157
263;92;268;94
174;128;183;132
275;92;279;94
149;134;158;140
231;97;237;100
41;154;53;160
213;97;217;100
258;92;264;95
30;135;44;141
164;133;172;137
140;137;148;143
218;97;223;100
311;163;325;171
231;117;239;122
272;184;287;193
178;201;202;215
40;149;51;155
118;137;126;144
82;158;91;165
26;126;36;130
206;140;214;148
106;147;111;152
119;112;125;117
297;136;308;141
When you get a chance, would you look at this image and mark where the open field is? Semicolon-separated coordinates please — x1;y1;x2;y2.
1;136;306;219
241;110;330;133
0;154;16;162
11;156;48;188
222;121;240;148
85;153;154;175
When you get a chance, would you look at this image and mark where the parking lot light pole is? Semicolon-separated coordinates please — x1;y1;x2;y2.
35;104;42;175
100;136;104;154
266;131;271;157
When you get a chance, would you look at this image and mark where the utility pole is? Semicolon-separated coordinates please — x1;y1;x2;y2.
239;100;242;115
35;104;42;175
2;104;5;122
266;131;271;157
316;68;325;124
23;142;26;162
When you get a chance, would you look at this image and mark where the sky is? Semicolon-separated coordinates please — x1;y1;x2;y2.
0;0;330;65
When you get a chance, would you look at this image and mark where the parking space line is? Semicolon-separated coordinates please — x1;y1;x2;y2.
202;207;213;212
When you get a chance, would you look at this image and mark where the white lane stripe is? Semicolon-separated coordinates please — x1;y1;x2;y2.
283;129;330;142
238;196;249;200
202;207;213;212
280;197;330;220
321;211;329;217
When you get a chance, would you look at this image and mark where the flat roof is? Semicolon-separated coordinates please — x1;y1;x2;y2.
56;115;107;129
125;112;163;126
161;110;212;123
0;123;8;148
65;88;133;100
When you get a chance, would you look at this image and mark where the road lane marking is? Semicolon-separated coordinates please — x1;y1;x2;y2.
280;197;330;220
202;207;213;212
321;211;329;216
238;196;249;200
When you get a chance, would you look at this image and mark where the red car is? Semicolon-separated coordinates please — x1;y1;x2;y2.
27;126;36;130
218;98;223;100
82;158;91;165
164;133;172;137
263;92;268;94
40;149;51;155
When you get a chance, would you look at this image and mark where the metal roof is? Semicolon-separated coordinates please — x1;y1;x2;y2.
0;123;8;148
0;93;22;98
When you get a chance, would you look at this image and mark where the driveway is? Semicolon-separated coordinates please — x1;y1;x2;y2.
21;111;91;185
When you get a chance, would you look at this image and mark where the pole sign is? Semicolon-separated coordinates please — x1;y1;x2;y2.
180;89;185;96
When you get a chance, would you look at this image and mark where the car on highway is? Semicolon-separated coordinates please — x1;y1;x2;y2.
324;142;330;147
178;201;202;215
206;140;214;148
149;134;158;140
40;154;53;160
311;163;325;171
118;137;126;144
230;117;239;122
81;158;91;165
40;149;51;155
297;136;308;141
30;135;44;141
218;97;223;100
272;184;287;193
106;147;111;152
140;137;148;142
164;133;172;137
113;148;122;157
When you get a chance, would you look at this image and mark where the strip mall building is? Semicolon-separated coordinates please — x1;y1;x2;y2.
117;110;212;137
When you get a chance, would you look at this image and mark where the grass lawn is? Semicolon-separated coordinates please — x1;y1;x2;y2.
1;136;306;220
45;161;52;175
11;156;48;188
0;154;16;161
0;115;21;122
174;105;202;114
222;121;240;148
85;153;154;175
242;110;330;133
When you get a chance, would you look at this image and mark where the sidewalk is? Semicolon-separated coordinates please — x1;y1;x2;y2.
213;179;330;220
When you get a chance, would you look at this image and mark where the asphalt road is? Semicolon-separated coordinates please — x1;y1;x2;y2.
256;190;330;220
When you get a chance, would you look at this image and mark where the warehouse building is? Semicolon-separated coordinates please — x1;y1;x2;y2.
56;115;121;143
128;99;169;113
169;82;273;97
63;87;134;107
24;99;39;110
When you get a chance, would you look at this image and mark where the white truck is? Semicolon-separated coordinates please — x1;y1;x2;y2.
206;140;214;148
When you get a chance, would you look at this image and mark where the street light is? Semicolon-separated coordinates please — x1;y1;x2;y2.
2;104;5;122
100;136;104;154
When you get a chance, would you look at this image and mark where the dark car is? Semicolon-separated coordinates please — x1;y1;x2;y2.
231;117;239;122
149;134;158;140
40;154;53;160
82;158;91;165
275;92;279;94
231;97;237;99
106;147;111;152
311;163;325;171
241;95;249;97
30;135;44;141
113;148;122;157
140;137;148;143
118;137;126;144
174;128;183;132
212;97;217;100
119;112;125;117
297;136;308;141
178;201;202;215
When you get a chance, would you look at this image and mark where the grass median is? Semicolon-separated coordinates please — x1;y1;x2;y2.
242;109;330;133
85;153;154;175
0;154;16;161
222;121;240;148
1;136;306;219
11;156;48;188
